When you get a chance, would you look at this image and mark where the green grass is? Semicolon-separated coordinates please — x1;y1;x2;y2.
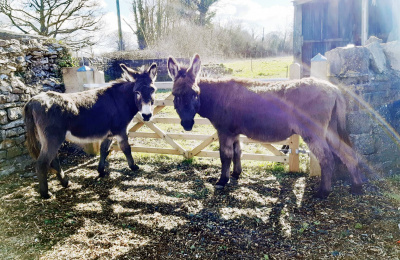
222;56;293;79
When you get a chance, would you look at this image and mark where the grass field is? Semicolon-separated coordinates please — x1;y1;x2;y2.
222;56;293;79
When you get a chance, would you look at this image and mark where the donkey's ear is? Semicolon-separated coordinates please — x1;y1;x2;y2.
120;63;138;82
187;54;201;79
167;56;180;80
148;63;157;82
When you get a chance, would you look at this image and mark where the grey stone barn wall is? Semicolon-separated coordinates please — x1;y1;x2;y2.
326;37;400;177
0;32;69;176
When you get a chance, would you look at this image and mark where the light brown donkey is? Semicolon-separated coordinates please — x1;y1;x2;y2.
167;54;364;198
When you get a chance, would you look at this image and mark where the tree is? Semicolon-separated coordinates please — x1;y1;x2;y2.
0;0;104;48
131;0;178;50
180;0;219;26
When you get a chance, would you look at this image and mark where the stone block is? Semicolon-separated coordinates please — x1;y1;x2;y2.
6;146;22;158
0;166;15;176
0;110;7;124
7;107;22;120
0;65;16;74
365;36;383;45
19;94;30;101
0;82;12;94
0;150;6;159
326;45;370;77
12;88;24;94
346;112;372;135
0;95;6;104
1;119;24;130
11;77;26;89
365;41;387;74
7;94;19;102
350;134;375;155
5;128;18;137
0;40;9;47
15;135;25;144
382;41;400;71
0;139;15;149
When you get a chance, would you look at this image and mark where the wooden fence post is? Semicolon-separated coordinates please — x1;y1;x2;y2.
288;134;300;172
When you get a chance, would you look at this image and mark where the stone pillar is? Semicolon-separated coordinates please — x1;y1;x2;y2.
310;53;328;80
289;63;301;80
62;67;81;93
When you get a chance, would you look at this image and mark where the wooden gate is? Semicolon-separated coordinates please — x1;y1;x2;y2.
111;92;301;172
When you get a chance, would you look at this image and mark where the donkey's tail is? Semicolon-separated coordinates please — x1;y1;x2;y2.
335;95;352;147
23;102;41;159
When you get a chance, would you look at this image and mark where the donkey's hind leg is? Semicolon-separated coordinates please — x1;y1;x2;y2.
98;138;113;177
36;128;65;199
37;147;61;199
328;140;363;195
51;156;69;188
117;134;139;172
306;138;336;199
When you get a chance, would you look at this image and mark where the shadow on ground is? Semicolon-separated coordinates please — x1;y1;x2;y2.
0;145;399;259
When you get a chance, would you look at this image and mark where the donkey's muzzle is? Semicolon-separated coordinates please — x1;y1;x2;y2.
142;113;152;121
181;119;194;131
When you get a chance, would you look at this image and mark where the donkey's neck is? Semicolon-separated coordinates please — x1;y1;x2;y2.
197;80;218;120
114;82;138;116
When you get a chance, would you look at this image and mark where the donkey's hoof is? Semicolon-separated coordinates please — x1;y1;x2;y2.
40;192;53;199
98;170;109;178
215;184;225;190
229;177;239;186
61;178;70;188
350;184;364;195
314;189;330;199
130;164;140;171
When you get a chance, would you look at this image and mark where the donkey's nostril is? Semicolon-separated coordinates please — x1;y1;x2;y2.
142;113;152;121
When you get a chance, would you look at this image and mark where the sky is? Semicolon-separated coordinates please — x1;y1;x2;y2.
100;0;294;51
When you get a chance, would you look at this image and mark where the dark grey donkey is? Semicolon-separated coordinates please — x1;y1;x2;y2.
167;54;364;198
24;63;157;198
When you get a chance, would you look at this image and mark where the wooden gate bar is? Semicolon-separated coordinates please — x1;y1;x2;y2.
111;92;304;172
188;132;219;158
136;115;187;157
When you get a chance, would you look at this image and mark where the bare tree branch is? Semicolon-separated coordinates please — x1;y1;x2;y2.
0;0;104;47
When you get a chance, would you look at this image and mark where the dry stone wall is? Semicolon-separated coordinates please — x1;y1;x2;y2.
326;37;400;177
0;32;69;176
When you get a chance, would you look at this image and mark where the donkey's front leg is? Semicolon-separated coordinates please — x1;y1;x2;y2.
117;134;139;172
215;134;235;189
231;137;242;181
98;138;113;177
